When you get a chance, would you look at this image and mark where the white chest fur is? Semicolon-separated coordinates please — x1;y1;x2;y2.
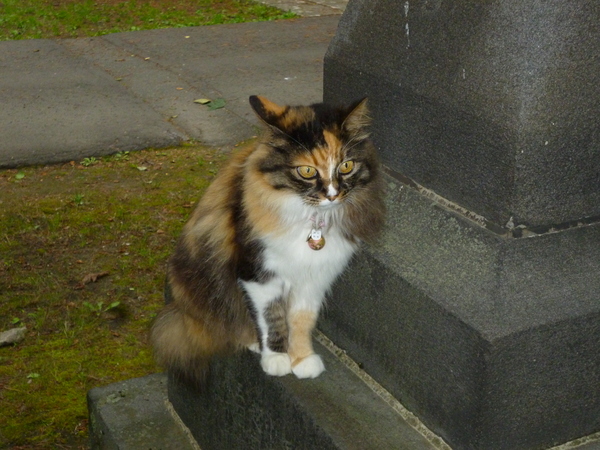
260;209;358;311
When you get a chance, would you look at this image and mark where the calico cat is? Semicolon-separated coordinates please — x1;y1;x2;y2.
151;95;385;383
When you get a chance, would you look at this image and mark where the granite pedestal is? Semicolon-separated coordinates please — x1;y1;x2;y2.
322;0;600;448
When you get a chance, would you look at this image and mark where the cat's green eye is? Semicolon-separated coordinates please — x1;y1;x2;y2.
297;166;318;179
338;160;355;174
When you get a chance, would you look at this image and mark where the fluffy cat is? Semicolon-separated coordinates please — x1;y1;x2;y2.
151;95;385;383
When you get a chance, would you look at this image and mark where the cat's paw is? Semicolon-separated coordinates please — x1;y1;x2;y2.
292;354;325;379
261;353;292;377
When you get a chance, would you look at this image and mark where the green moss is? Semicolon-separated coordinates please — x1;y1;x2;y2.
0;0;296;41
0;144;231;447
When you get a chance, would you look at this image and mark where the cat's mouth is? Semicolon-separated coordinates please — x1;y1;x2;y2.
305;192;344;208
318;197;342;208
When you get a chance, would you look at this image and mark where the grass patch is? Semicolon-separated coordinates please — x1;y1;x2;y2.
0;0;296;40
0;144;237;448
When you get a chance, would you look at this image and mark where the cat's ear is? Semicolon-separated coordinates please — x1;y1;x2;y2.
342;98;371;140
249;95;287;128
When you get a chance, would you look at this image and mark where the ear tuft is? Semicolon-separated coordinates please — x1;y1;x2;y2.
249;95;287;127
342;98;371;139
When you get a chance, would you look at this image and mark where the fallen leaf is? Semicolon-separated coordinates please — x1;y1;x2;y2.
137;166;148;171
15;172;25;180
75;271;109;289
82;272;109;284
207;98;226;110
194;98;211;104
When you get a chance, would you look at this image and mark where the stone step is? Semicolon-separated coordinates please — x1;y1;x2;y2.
88;373;198;450
88;334;445;450
167;334;444;450
88;336;600;450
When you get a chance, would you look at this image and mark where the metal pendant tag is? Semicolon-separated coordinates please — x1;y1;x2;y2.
307;228;325;250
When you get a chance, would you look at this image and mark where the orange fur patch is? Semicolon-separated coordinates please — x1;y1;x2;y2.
255;95;287;117
287;310;318;367
243;144;292;236
182;145;256;258
279;107;315;131
293;130;344;182
323;129;343;154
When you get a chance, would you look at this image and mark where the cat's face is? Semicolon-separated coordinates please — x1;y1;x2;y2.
249;96;379;209
290;129;365;208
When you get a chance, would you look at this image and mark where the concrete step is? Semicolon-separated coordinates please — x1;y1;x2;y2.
88;373;198;450
167;333;445;450
87;335;600;449
88;332;447;449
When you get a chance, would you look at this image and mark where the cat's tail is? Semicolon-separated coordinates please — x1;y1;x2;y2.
150;303;221;386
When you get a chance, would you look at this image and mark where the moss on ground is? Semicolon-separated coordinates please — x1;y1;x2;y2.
0;144;234;448
1;0;296;41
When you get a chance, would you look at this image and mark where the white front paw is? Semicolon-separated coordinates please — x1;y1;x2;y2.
261;353;292;376
292;354;325;379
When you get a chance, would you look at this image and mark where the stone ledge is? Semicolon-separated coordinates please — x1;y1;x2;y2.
169;338;443;450
88;373;198;450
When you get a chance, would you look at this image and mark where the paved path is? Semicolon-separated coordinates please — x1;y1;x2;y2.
0;3;345;168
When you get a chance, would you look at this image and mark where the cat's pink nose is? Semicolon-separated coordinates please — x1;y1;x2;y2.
326;184;339;201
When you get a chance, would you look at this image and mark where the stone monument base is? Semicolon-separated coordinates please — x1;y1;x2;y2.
319;176;600;449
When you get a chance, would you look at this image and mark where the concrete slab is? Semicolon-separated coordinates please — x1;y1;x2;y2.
97;17;339;133
0;39;184;168
0;16;340;168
